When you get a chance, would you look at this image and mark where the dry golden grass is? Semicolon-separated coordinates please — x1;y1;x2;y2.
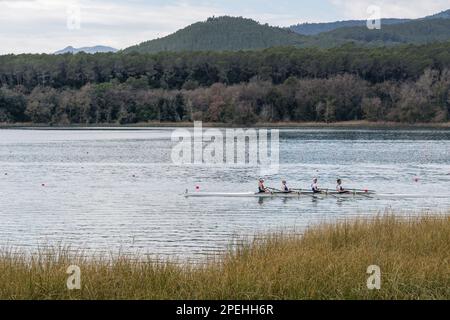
0;215;448;300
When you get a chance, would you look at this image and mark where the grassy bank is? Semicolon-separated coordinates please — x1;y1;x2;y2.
0;215;448;300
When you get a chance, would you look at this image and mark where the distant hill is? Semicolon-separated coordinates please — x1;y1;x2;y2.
54;46;118;54
123;10;450;54
290;19;411;36
289;9;450;36
308;18;450;47
123;16;307;53
290;9;450;35
424;9;450;19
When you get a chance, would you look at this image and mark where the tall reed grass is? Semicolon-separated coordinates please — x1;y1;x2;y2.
0;215;448;300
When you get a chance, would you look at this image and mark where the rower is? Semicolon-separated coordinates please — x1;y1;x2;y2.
336;179;350;194
311;178;321;194
281;180;291;193
258;178;268;193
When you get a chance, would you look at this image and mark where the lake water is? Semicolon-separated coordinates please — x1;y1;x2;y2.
0;128;449;260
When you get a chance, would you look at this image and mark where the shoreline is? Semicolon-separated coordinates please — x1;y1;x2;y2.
1;120;450;130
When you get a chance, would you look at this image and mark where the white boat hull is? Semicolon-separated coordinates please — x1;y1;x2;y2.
184;191;375;198
184;191;448;199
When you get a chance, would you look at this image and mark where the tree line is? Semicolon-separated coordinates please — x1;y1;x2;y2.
1;44;450;124
1;69;448;124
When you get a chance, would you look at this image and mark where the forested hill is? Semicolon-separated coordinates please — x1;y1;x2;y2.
290;9;450;35
123;14;450;54
124;16;307;53
290;18;411;36
425;9;450;19
309;18;450;47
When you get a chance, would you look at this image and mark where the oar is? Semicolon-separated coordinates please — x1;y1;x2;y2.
324;189;341;198
352;189;376;198
267;187;298;194
290;188;312;196
308;188;332;198
291;187;322;193
336;189;374;198
347;188;376;193
291;188;320;196
265;187;282;194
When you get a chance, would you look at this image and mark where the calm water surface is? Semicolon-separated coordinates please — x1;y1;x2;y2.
0;128;449;259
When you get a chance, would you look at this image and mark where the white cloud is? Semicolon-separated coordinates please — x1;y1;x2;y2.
330;0;450;19
0;0;226;54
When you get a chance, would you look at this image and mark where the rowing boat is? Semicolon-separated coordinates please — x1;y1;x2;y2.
184;190;449;199
184;190;376;198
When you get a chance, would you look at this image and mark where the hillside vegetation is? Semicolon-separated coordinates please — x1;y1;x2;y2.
123;14;450;54
124;16;307;53
290;9;450;36
290;18;410;36
1;43;450;125
311;19;450;47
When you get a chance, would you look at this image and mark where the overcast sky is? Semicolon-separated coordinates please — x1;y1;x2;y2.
1;0;449;54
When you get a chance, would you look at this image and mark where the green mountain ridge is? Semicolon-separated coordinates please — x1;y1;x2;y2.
425;9;450;19
290;9;450;35
306;18;450;48
290;18;411;36
123;10;450;54
124;16;307;54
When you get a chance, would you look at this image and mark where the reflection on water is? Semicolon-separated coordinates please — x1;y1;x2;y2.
0;128;449;259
